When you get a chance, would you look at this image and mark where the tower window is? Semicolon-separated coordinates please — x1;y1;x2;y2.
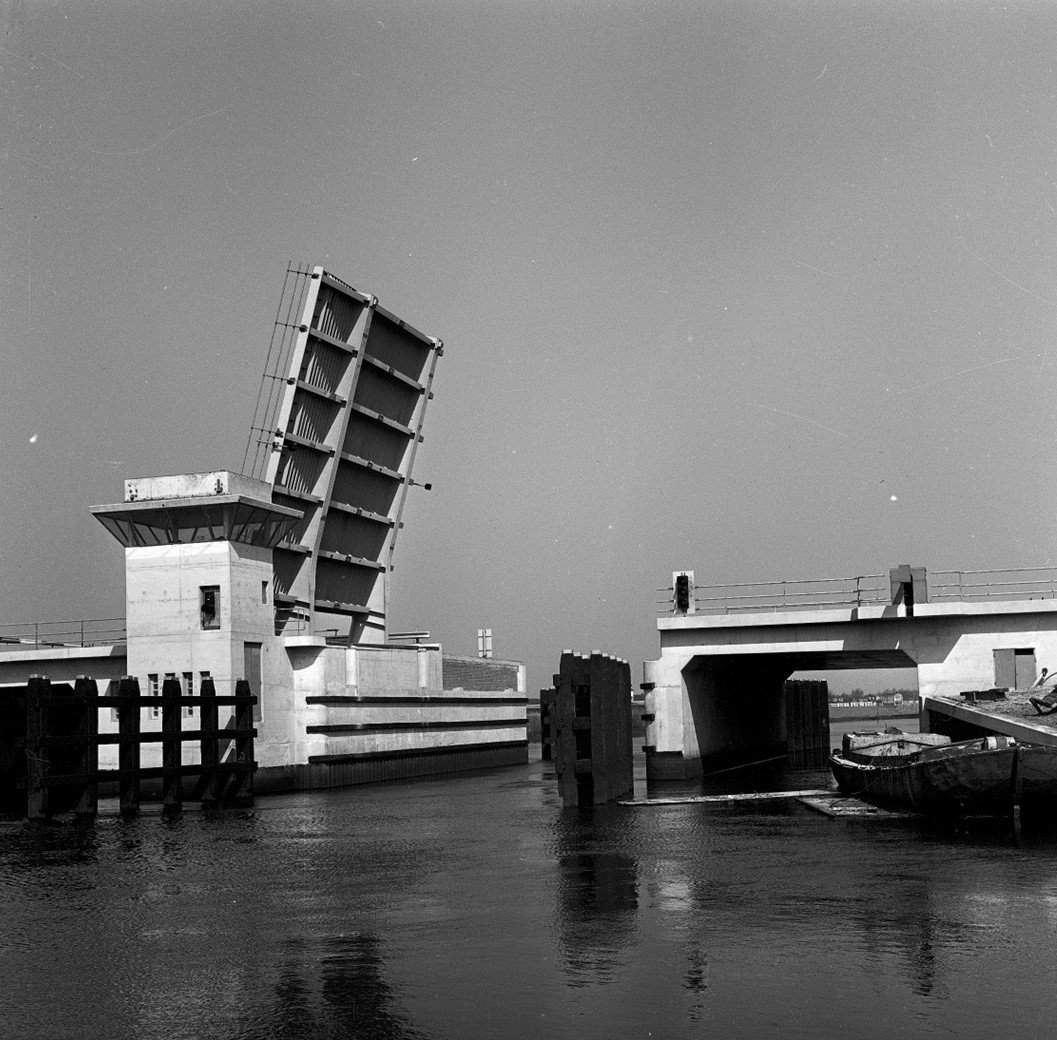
200;586;220;630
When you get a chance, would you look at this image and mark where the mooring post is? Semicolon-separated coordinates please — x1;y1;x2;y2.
540;686;556;761
117;676;141;816
74;676;99;818
588;652;609;804
786;680;805;768
161;676;183;813
618;656;634;798
570;652;593;806
231;678;256;806
1011;744;1023;841
550;651;633;807
25;675;50;820
817;681;830;767
199;675;220;807
553;657;578;805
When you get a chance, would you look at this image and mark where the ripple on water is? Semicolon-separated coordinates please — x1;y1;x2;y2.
5;759;1057;1039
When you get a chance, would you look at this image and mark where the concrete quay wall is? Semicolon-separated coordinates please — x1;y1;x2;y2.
0;640;528;791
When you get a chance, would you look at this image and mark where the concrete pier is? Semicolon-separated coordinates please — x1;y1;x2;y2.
921;691;1057;748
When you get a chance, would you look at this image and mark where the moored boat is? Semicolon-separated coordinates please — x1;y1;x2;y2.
829;730;1031;818
1013;742;1057;817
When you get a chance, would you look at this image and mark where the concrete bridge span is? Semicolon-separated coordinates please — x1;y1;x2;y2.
644;589;1057;780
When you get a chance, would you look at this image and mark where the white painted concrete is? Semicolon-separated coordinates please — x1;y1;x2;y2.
920;694;1057;746
646;599;1057;778
2;467;528;792
0;645;126;686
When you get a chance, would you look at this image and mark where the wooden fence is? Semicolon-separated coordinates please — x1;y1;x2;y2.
11;674;256;819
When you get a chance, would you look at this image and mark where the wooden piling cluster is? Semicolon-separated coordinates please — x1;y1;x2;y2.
784;678;830;768
539;689;555;761
545;650;633;807
16;674;257;819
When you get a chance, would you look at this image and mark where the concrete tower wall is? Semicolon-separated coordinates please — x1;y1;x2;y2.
126;541;278;689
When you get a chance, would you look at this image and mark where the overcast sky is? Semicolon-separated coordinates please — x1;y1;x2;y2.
3;1;1056;694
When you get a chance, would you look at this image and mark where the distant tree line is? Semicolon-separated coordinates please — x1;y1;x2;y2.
830;687;917;703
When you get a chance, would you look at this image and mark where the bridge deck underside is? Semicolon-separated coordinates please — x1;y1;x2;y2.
684;649;917;673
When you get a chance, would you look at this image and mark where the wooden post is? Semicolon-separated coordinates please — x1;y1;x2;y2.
540;687;555;761
815;681;829;767
551;651;633;807
199;675;220;807
229;678;256;806
570;652;593;806
819;681;831;760
161;676;183;813
1011;744;1023;840
588;652;607;805
117;676;141;816
791;680;805;768
74;676;99;818
618;657;634;799
555;656;578;806
806;681;819;768
25;675;49;820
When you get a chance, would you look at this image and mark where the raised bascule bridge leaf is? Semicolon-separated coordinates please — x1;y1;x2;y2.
244;265;442;644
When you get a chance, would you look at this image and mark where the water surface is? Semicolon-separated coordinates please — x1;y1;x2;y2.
3;733;1057;1040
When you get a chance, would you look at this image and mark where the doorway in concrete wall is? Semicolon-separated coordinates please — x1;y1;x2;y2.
244;642;262;725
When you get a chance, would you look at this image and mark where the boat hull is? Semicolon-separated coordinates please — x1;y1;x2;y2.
829;738;1018;817
1016;744;1057;818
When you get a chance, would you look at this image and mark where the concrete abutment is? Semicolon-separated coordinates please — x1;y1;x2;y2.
645;598;1057;782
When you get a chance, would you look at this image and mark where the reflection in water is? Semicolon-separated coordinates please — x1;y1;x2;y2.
267;934;424;1040
858;891;940;999
4;817;100;875
269;939;317;1040
10;756;1057;1040
651;856;710;1022
556;850;638;987
684;943;708;1023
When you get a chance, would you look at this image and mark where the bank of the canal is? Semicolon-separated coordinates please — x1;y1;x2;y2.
4;727;1057;1040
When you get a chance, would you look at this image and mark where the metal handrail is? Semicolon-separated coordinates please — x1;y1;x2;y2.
930;566;1057;601
657;574;887;592
694;574;886;592
0;618;127;648
659;573;889;616
661;565;1057;616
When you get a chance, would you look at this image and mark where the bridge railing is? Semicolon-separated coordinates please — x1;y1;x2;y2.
659;574;889;616
929;567;1057;603
0;618;127;649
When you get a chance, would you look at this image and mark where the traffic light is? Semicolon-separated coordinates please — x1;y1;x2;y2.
675;573;691;614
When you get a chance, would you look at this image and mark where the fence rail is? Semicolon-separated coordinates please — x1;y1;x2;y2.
0;618;126;649
929;567;1057;603
659;574;889;616
661;565;1057;616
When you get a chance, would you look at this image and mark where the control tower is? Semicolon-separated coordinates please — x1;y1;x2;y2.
91;471;302;710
